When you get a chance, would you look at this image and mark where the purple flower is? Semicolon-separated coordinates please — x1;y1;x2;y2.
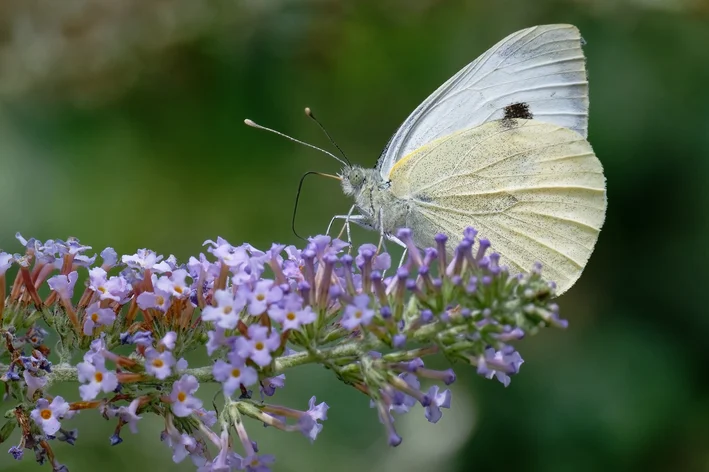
83;302;116;336
281;246;305;281
156;269;192;299
298;396;329;442
204;237;249;268
213;352;258;397
8;445;23;460
117;399;142;434
267;293;315;331
77;355;118;400
0;252;13;275
423;386;451;423
242;454;276;472
47;272;79;300
307;235;348;258
30;396;70;435
201;289;245;330
392;334;407;348
170;375;203;417
145;348;175;380
247;280;283;316
120;330;152;347
160;332;178;351
390;373;419;414
56;428;78;446
341;294;375;330
136;288;172;312
23;370;47;398
14;232;31;248
74;254;98;268
62;237;93;257
208;429;242;471
260;374;286;398
356;244;391;272
206;327;229;356
235;325;281;367
122;249;172;273
176;357;188;372
89;268;131;302
187;253;218;280
477;347;524;387
83;336;107;361
100;247;118;269
162;429;198;463
212;352;258;397
194;408;218;427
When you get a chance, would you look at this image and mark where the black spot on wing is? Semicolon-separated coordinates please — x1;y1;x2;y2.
503;102;533;120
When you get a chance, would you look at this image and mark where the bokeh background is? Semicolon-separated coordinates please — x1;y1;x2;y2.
1;0;708;471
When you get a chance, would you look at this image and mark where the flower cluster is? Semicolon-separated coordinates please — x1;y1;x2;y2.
0;227;565;471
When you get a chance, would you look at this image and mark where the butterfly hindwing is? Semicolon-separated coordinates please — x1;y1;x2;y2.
388;119;606;294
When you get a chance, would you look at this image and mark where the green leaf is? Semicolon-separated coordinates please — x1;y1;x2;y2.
0;419;16;444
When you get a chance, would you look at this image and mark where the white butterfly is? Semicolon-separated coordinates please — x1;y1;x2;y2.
335;24;607;294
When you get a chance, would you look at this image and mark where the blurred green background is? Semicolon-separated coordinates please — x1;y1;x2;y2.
1;0;708;471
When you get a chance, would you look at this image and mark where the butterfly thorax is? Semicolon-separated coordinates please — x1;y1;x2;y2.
340;165;409;234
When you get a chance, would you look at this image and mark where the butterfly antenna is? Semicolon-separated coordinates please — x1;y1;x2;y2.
292;171;341;241
304;107;351;167
244;119;349;167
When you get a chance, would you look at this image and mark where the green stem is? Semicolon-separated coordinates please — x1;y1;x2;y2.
0;339;376;385
0;327;443;389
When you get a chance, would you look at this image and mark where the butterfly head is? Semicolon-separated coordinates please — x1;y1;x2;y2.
340;165;369;197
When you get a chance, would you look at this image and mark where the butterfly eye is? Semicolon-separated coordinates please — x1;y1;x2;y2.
350;169;366;187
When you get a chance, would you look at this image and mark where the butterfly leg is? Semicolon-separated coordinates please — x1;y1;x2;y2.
326;210;367;251
326;205;356;240
337;204;358;247
385;234;409;269
376;207;389;255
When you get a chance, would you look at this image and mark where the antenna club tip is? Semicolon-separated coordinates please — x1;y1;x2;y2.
244;119;255;126
304;107;314;117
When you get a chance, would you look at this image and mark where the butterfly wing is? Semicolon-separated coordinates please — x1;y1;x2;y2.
388;119;606;294
377;24;589;181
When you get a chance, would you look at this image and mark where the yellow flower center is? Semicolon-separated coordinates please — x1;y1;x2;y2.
256;294;265;302
254;341;264;351
40;409;52;420
175;286;183;294
286;312;296;321
222;306;233;315
355;310;363;319
91;313;99;322
156;296;165;305
177;391;186;402
231;368;241;378
152;359;164;368
98;286;107;293
95;372;103;382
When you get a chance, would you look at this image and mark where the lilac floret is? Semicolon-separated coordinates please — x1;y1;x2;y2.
423;386;451;423
170;375;203;417
341;294;375;330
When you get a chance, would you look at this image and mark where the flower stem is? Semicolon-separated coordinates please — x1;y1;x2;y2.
0;339;385;385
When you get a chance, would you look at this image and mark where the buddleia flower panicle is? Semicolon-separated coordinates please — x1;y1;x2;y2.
0;227;565;471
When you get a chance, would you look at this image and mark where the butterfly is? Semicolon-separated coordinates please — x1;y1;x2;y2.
334;24;607;295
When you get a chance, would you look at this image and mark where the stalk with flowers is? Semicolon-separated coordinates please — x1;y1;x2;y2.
0;227;566;471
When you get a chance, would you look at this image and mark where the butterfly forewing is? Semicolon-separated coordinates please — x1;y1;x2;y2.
388;119;606;294
377;24;589;180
